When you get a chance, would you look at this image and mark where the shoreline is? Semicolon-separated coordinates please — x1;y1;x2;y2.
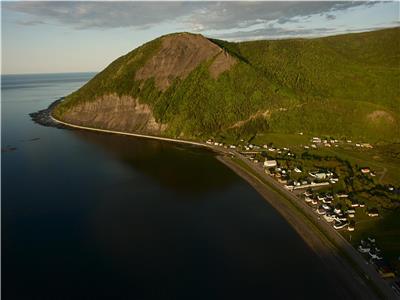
50;115;215;150
49;112;396;299
217;155;378;299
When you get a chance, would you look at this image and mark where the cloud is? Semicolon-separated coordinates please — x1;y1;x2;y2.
3;1;370;31
212;23;400;41
16;20;46;26
326;14;337;20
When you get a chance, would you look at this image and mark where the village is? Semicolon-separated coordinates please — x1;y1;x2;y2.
207;135;400;292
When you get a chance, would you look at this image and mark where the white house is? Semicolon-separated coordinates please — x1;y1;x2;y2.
264;160;277;168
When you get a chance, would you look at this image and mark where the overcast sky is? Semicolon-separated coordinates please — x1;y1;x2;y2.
2;1;399;74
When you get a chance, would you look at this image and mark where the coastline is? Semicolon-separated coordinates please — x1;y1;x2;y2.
217;155;379;299
48;112;397;299
50;115;214;150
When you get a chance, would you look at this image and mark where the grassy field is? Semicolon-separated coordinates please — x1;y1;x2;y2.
252;140;400;269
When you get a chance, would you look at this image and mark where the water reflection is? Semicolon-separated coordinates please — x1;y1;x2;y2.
73;129;237;195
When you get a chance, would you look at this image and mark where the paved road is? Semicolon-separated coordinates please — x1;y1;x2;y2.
230;151;399;300
50;115;214;149
51;115;398;299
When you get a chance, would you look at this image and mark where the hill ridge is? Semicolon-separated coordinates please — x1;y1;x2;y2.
53;27;400;142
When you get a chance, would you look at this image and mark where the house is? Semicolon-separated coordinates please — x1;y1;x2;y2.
361;167;371;174
304;145;310;149
368;212;379;217
294;167;302;173
322;198;332;204
309;172;327;179
317;207;326;215
284;185;294;191
358;245;370;253
323;214;335;222
264;160;277;168
333;221;349;229
322;204;331;210
304;197;313;203
229;145;236;149
361;143;373;149
336;193;349;198
312;137;321;143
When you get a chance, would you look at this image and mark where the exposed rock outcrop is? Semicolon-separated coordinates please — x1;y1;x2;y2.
135;33;235;90
61;94;166;135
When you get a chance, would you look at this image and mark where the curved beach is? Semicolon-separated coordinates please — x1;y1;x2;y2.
50;114;396;300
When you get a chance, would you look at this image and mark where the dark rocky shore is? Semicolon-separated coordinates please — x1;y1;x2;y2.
29;98;66;128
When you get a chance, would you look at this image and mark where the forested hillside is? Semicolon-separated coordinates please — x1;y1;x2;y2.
54;28;400;142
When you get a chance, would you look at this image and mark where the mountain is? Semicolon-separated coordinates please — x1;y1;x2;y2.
53;28;400;143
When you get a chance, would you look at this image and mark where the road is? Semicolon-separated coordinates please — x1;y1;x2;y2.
226;151;399;300
51;115;398;299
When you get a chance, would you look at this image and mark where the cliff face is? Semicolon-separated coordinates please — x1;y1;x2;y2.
60;94;167;134
56;32;237;136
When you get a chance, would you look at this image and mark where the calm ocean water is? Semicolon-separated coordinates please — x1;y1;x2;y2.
2;73;347;299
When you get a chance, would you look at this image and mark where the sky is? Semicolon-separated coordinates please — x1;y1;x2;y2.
1;1;399;74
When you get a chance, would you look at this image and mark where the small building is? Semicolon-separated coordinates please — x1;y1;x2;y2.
312;137;321;143
361;167;371;174
264;160;277;168
368;212;379;217
336;193;349;198
361;143;373;149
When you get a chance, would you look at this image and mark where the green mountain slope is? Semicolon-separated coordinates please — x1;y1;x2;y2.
54;28;400;142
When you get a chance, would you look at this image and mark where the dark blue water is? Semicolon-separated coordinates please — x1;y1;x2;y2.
2;73;348;299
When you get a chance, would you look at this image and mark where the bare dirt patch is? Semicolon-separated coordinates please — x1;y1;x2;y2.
209;51;237;79
367;110;395;123
135;33;235;90
229;110;271;129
